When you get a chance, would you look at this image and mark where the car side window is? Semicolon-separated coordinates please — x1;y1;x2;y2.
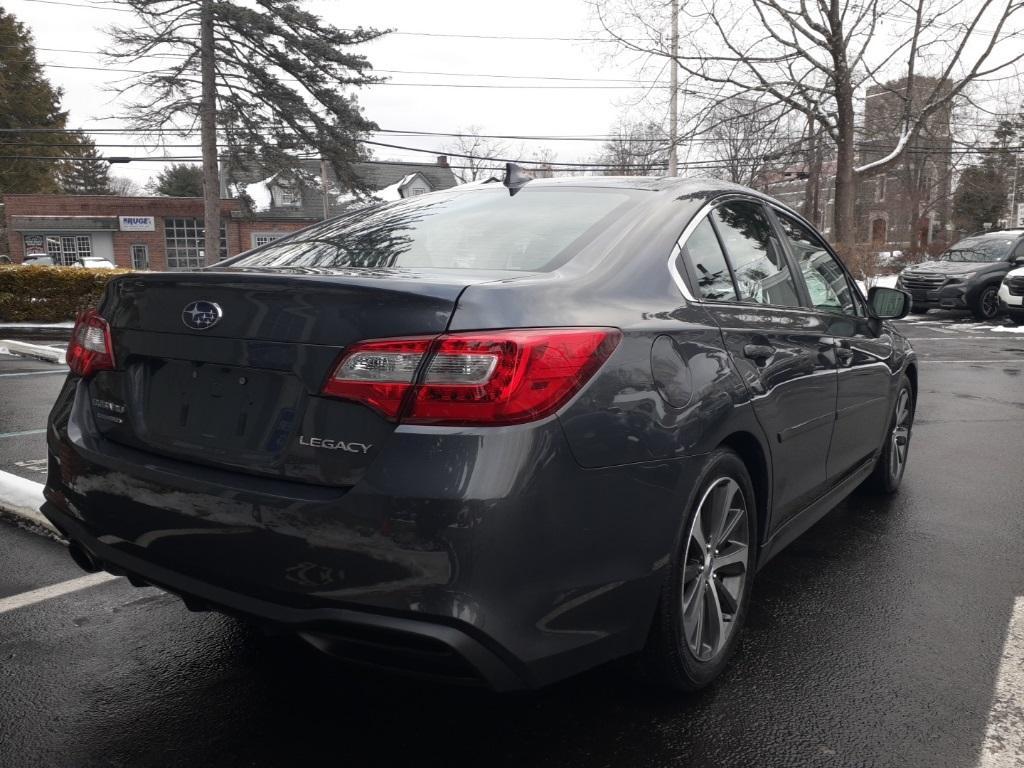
677;215;739;302
711;201;802;308
774;211;860;316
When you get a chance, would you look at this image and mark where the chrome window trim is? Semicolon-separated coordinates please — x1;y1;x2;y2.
667;200;721;302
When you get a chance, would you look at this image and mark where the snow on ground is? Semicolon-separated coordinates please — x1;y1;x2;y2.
0;470;52;532
855;274;899;295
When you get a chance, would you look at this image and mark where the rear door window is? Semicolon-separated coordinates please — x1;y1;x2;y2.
677;216;738;301
711;201;802;308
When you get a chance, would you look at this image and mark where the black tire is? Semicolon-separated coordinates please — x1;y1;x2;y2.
642;448;757;692
971;284;1001;320
862;374;914;494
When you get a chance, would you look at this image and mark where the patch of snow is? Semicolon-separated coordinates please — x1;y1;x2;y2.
374;174;418;202
239;174;277;212
857;274;899;294
0;470;52;532
988;326;1024;333
855;130;911;174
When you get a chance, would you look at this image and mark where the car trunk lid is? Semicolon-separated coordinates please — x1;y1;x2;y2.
89;268;518;486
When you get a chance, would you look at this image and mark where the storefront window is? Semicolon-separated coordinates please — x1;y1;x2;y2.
131;245;149;270
164;218;227;270
45;234;92;265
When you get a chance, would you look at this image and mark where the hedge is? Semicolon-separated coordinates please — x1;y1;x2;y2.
0;265;128;323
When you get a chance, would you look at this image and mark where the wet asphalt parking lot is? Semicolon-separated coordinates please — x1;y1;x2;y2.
1;313;1023;768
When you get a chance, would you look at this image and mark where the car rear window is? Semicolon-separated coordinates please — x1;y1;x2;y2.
225;186;643;272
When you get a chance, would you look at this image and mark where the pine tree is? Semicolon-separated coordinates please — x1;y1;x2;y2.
58;136;112;195
148;163;204;197
107;0;386;262
0;9;73;194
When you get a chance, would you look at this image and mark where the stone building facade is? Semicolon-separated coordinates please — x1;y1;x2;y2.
856;77;953;250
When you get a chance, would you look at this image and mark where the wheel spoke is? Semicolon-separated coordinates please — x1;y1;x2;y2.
713;543;748;575
714;576;739;616
719;505;745;544
705;578;726;654
685;579;706;650
690;505;707;553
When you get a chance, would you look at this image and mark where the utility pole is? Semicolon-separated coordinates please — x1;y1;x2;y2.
321;157;330;220
199;0;221;266
668;0;679;177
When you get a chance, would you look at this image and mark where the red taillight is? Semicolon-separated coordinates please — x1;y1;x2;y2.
66;309;115;378
323;328;621;426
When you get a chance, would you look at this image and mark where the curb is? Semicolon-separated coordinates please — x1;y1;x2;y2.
0;470;58;536
1;339;65;364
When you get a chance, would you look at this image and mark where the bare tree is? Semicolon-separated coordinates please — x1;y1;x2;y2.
109;176;142;196
702;97;802;187
443;127;512;182
595;120;668;175
592;0;1024;244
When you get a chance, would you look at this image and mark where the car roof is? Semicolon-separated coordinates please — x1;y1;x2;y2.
965;229;1024;238
476;174;763;196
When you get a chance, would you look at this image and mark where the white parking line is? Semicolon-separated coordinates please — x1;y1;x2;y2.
0;370;67;378
0;572;119;615
978;596;1024;767
0;429;47;439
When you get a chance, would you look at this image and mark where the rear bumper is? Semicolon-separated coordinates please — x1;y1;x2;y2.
45;377;700;689
43;501;521;689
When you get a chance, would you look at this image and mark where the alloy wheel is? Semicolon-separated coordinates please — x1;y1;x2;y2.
681;477;750;662
980;287;999;319
890;388;912;481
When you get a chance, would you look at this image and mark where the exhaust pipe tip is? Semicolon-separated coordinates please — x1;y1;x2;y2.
67;543;100;574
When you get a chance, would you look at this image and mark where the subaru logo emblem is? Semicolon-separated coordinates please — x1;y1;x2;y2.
182;300;222;331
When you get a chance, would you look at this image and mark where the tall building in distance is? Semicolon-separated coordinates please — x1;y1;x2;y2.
857;76;954;250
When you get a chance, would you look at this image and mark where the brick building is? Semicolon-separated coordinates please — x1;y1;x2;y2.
3;158;459;271
2;195;314;271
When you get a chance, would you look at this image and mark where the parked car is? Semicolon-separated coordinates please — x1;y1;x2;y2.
896;230;1024;319
998;264;1024;323
44;175;916;692
73;256;117;269
22;252;55;266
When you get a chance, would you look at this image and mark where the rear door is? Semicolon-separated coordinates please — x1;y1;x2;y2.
770;209;893;481
681;198;837;524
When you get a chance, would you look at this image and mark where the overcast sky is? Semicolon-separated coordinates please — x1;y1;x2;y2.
9;0;653;187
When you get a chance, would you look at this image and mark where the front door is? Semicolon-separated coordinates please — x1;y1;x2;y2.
699;200;838;524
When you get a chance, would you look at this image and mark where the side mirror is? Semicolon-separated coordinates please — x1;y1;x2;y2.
868;286;910;320
1013;255;1024;266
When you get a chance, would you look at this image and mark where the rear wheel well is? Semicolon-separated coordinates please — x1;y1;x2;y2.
718;432;770;551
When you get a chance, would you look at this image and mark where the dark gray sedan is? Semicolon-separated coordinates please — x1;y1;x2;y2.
44;174;916;691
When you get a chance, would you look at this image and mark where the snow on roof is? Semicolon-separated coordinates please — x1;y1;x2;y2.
374;173;419;202
238;174;277;212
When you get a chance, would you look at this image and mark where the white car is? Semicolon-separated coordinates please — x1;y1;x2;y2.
74;256;117;269
22;253;55;266
998;265;1024;322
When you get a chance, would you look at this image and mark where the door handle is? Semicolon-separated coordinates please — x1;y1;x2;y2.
743;344;775;361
